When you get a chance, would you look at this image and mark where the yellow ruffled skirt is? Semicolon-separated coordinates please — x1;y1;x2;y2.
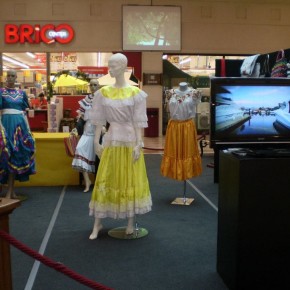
161;119;202;181
89;146;152;219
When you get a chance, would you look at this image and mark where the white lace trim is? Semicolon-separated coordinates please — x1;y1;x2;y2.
89;199;152;219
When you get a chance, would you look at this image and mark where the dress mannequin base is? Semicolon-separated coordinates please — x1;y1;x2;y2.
108;226;148;240
170;180;194;206
89;217;149;240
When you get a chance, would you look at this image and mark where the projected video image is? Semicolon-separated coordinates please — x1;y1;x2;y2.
123;6;181;51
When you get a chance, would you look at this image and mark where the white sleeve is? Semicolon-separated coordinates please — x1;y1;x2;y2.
88;90;106;125
133;90;148;128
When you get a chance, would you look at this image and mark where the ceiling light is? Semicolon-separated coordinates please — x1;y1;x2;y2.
26;52;36;58
21;68;46;71
97;52;101;67
179;57;191;65
3;55;30;69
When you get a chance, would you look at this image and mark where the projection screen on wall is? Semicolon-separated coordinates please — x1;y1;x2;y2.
122;5;181;51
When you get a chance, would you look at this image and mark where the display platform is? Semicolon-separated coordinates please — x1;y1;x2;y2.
15;133;80;187
217;151;290;290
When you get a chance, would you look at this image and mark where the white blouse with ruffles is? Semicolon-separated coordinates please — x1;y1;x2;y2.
166;88;201;120
89;85;148;147
77;94;96;136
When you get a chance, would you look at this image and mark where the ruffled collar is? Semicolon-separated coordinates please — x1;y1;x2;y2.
100;86;141;100
98;86;147;108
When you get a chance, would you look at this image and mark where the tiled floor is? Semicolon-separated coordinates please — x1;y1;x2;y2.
143;135;214;155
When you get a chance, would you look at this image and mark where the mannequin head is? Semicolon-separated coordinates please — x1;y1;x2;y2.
89;79;100;93
6;70;17;88
108;53;128;78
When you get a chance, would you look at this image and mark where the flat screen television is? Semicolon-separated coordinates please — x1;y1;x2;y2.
210;77;290;146
122;5;181;51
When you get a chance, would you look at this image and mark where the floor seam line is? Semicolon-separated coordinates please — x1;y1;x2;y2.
24;186;67;290
187;180;218;212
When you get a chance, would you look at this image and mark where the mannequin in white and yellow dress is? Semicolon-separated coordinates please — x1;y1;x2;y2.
161;82;202;181
88;53;152;239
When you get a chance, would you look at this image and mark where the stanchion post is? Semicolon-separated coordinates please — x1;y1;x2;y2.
0;198;21;290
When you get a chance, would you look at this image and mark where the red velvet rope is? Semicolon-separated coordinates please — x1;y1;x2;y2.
0;230;113;290
143;147;164;151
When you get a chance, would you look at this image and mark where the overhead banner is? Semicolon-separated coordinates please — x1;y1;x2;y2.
78;66;108;75
50;53;77;72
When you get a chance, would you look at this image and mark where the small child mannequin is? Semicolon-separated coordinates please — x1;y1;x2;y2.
72;79;100;192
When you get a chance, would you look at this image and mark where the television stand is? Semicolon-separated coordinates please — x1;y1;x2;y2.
217;151;290;289
213;143;290;182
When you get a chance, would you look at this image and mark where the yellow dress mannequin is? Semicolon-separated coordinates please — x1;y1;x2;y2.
88;53;152;239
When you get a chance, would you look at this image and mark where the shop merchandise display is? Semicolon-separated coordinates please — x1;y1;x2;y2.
260;54;271;77
161;82;202;181
72;79;100;192
271;49;288;78
64;131;79;157
47;97;63;132
240;54;260;77
88;53;152;239
0;69;36;198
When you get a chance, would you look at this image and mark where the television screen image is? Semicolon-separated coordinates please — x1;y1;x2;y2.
122;5;181;51
210;78;290;145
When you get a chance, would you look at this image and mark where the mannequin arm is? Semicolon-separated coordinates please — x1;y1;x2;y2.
94;124;104;158
132;127;143;162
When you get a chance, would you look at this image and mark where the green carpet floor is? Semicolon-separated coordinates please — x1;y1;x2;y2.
8;154;228;290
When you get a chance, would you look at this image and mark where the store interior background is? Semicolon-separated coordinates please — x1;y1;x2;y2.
0;52;246;137
1;1;290;288
1;0;290;137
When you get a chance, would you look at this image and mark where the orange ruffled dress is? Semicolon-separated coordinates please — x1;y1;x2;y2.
161;88;202;181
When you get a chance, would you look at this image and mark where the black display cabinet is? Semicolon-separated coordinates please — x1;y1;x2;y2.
217;151;290;290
